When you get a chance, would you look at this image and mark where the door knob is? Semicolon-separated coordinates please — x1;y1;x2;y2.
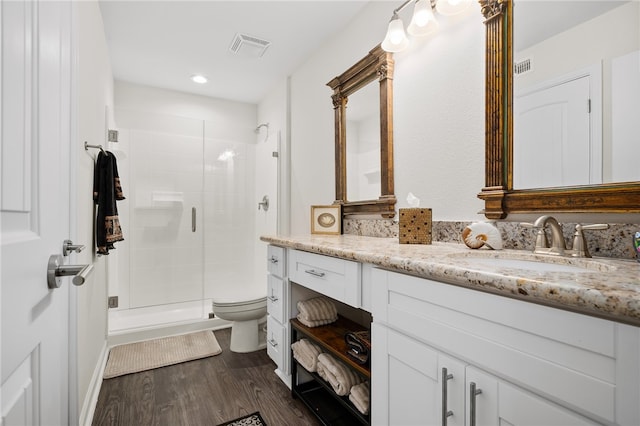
47;254;94;289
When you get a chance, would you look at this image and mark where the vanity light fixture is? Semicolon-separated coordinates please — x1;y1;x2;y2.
191;74;208;84
407;0;439;37
381;0;471;52
381;11;410;52
436;0;472;16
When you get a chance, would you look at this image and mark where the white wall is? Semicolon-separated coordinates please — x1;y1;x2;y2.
288;1;485;233
75;1;113;422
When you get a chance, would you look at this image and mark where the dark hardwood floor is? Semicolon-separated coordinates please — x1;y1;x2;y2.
92;328;321;426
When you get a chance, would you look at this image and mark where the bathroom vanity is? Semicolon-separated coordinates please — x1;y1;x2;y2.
262;234;640;425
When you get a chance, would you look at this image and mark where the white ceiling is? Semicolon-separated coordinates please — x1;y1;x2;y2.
99;1;370;105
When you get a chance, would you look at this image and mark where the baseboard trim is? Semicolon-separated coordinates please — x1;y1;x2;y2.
79;341;109;426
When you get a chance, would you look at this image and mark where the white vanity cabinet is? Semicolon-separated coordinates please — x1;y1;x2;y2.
371;268;640;426
265;245;289;384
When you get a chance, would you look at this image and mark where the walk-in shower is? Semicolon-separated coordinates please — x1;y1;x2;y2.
107;108;276;339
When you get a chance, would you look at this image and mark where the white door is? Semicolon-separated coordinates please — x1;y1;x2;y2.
1;1;72;424
514;74;596;189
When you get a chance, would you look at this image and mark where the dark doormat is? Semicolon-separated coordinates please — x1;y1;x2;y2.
218;411;267;426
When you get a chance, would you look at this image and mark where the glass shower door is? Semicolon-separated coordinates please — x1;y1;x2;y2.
126;112;205;314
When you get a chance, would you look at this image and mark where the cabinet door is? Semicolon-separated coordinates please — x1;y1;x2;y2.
372;323;441;426
266;315;286;372
465;366;598;426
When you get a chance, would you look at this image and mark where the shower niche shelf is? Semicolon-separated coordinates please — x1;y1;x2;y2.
135;191;184;210
152;191;184;203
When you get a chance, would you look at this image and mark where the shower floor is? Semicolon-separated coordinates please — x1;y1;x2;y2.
108;300;229;346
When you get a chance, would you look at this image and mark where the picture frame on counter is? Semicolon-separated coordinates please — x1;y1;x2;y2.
311;205;342;235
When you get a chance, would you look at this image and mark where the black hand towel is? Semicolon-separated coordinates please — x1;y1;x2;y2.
93;151;125;255
345;330;371;365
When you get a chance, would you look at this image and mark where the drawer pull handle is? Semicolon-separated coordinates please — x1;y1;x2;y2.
441;368;454;426
270;256;279;264
267;295;279;302
469;382;482;426
304;269;325;277
268;338;278;348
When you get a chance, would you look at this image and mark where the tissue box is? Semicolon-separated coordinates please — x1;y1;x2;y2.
399;208;432;244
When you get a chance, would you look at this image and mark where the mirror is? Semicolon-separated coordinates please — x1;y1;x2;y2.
513;1;639;189
346;82;381;201
478;0;640;219
327;44;396;218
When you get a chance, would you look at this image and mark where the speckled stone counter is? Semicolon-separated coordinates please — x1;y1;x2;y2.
260;234;640;327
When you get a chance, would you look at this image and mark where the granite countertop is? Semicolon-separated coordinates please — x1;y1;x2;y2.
260;234;640;327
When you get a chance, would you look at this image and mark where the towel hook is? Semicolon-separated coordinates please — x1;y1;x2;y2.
84;141;108;156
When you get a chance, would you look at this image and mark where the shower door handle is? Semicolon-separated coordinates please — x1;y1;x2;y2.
192;207;196;232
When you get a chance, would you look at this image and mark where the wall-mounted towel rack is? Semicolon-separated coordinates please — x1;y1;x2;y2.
84;141;108;156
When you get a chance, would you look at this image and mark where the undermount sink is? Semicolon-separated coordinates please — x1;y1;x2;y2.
448;252;616;274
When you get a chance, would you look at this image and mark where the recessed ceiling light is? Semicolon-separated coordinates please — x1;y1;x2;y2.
191;74;208;84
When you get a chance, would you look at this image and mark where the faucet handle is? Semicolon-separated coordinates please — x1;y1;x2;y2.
571;224;609;258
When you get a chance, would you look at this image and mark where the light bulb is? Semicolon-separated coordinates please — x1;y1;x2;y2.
435;0;471;16
408;0;439;37
381;14;409;52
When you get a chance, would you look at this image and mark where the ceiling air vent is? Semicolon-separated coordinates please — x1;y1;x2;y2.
229;33;271;58
514;58;532;75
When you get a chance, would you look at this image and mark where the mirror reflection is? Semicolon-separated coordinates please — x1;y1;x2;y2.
513;1;639;189
346;82;381;201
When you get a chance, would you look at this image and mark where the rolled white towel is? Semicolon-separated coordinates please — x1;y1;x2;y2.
297;297;338;323
296;315;336;328
317;353;363;396
349;381;370;415
291;339;322;372
316;361;329;382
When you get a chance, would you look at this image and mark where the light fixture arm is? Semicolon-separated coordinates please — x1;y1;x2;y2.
392;0;415;16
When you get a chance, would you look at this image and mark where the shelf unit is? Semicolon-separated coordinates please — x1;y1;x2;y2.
290;316;370;425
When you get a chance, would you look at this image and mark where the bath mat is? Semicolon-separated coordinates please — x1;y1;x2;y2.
103;330;222;379
218;412;267;426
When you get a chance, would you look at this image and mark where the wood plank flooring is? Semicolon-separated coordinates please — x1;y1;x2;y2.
92;328;320;426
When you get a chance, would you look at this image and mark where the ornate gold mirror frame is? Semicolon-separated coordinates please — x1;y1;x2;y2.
478;0;640;219
327;44;396;218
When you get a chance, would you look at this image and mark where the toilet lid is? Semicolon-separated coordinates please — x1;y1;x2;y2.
212;296;266;308
211;286;266;306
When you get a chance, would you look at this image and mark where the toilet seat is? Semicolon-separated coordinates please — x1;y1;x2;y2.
212;296;266;309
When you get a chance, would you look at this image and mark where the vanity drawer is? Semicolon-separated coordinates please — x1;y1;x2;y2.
267;245;285;278
267;275;285;323
266;315;285;369
288;249;361;308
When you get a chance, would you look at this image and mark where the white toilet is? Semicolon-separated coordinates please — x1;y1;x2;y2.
212;288;267;353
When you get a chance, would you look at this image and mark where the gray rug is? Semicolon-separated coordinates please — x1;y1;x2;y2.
103;330;222;379
218;412;267;426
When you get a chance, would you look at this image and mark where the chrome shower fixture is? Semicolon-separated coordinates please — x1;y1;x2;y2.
255;123;269;133
255;123;269;142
